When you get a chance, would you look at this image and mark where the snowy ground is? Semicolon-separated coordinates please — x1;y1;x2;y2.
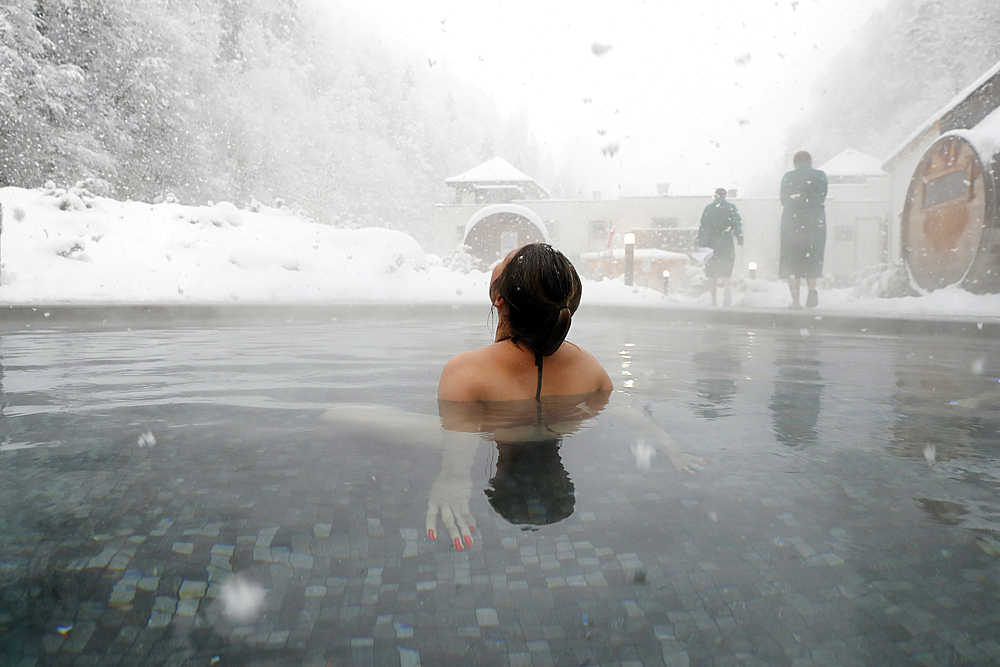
1;184;999;321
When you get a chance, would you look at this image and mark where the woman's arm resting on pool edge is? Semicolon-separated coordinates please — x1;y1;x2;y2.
320;405;444;448
603;403;706;473
321;404;479;550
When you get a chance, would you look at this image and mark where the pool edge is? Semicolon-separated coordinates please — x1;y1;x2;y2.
1;302;997;338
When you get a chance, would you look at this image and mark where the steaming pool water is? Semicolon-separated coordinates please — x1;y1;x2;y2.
1;309;999;666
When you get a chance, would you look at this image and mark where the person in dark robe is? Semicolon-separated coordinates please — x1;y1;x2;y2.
696;188;743;306
779;151;828;309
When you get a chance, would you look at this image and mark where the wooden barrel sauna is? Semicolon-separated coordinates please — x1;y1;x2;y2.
901;134;1000;293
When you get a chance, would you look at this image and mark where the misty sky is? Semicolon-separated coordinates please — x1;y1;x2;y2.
317;0;887;199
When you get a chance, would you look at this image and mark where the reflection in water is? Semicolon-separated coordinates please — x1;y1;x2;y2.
769;334;824;447
486;438;575;527
0;353;13;452
436;393;703;536
438;392;608;533
890;353;983;461
690;331;741;420
0;354;6;421
890;349;1000;539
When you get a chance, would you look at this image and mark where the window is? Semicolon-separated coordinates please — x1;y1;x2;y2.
500;231;519;254
923;167;970;208
589;220;611;241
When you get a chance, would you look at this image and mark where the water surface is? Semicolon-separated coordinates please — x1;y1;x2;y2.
1;317;998;666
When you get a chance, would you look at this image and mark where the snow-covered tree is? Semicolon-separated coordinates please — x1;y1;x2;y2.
787;0;1000;163
0;0;552;243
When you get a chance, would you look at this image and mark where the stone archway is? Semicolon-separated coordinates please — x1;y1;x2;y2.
463;204;550;264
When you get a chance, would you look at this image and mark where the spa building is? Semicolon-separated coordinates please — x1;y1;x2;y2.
430;155;891;287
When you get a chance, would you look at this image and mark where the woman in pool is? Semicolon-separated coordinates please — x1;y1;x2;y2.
437;243;613;403
430;244;612;550
324;243;703;551
429;243;702;550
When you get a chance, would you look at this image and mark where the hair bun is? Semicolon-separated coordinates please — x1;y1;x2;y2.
538;305;572;357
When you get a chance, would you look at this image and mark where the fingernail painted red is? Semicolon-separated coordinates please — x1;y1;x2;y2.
464;535;472;548
454;537;463;550
428;529;435;541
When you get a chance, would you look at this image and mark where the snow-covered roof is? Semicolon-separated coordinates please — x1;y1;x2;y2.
884;60;1000;167
941;104;1000;166
445;157;537;184
820;149;886;177
445;157;550;200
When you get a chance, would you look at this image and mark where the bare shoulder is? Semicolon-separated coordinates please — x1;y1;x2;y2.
437;346;496;402
438;350;476;402
562;341;614;391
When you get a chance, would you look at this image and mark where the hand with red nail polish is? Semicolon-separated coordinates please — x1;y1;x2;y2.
426;467;477;550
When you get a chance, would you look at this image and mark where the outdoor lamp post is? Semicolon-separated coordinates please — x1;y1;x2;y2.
624;232;635;286
748;261;757;279
662;270;669;295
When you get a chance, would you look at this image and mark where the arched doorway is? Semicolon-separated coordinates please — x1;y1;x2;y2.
463;204;550;264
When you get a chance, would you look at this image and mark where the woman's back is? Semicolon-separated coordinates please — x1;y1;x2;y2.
438;338;611;403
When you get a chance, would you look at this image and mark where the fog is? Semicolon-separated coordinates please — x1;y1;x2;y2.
324;0;888;197
3;0;999;239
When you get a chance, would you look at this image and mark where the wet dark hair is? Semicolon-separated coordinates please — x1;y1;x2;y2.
485;439;575;526
793;151;812;167
714;187;727;197
491;243;582;358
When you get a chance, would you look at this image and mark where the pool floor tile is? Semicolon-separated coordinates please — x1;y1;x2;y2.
4;324;1000;665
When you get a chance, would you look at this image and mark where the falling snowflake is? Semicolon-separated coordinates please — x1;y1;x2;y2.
631;439;656;470
591;42;612;56
221;575;268;623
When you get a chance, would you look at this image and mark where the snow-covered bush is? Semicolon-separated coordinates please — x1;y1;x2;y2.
851;262;918;298
41;182;97;211
154;192;179;204
74;178;112;197
441;245;479;273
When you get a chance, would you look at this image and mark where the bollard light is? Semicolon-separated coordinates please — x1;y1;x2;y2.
624;232;636;287
662;269;669;295
748;261;757;279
